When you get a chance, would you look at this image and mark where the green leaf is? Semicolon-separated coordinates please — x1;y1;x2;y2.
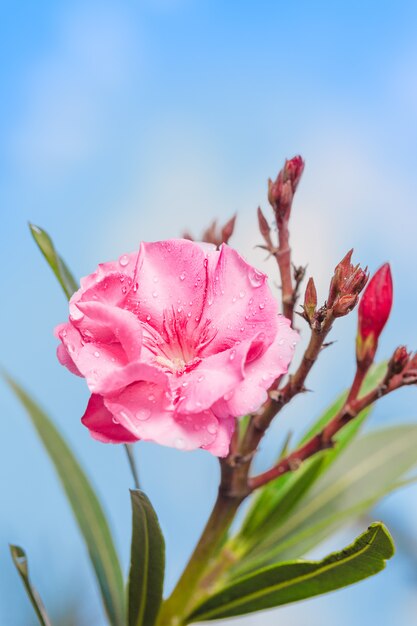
238;362;387;543
5;375;125;626
128;490;165;626
187;523;394;622
232;424;417;577
10;545;52;626
29;222;78;299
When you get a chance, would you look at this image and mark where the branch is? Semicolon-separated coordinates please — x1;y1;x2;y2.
248;360;414;491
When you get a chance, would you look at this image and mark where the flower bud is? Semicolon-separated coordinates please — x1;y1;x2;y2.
303;277;317;322
268;156;305;221
356;263;393;366
220;214;237;244
333;293;359;317
328;249;368;312
257;206;272;245
387;346;410;377
185;216;237;248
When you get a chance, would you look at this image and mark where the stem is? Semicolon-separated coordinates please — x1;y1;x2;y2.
124;444;140;490
276;219;294;322
157;491;243;626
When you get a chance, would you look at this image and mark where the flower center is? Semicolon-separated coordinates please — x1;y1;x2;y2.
155;354;187;375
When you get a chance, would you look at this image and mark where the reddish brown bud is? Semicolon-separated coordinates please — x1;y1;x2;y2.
328;250;354;306
220;214;236;244
356;263;393;366
387;346;410;377
268;155;305;221
184;215;237;248
257;206;272;245
333;293;359;317
328;249;368;313
303;277;317;321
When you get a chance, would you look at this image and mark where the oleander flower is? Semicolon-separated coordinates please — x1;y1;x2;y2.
55;239;298;456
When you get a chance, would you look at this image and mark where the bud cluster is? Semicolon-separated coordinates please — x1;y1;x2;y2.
184;215;236;248
301;250;368;330
268;156;305;223
386;347;417;385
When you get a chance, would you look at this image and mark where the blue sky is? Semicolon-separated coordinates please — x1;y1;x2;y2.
1;1;417;624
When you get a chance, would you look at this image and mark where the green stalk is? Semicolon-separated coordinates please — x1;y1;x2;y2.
156;492;243;626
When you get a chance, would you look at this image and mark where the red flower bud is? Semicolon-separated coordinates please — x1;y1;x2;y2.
268;155;305;221
356;263;393;366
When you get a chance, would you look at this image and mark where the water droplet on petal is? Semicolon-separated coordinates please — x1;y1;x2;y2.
259;302;265;310
229;349;236;361
223;391;233;401
112;416;119;424
119;254;129;267
182;381;188;387
207;423;217;435
232;296;237;303
152;291;158;298
197;375;205;382
248;269;265;288
121;286;127;294
94;351;100;358
179;271;186;281
136;408;151;421
146;314;151;321
279;338;284;346
148;393;155;401
239;290;245;298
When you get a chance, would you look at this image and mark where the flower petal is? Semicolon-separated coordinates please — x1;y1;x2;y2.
104;382;220;451
82;394;138;443
200;244;279;355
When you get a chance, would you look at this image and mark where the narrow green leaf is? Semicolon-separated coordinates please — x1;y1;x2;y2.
10;545;52;626
233;425;417;577
29;222;78;299
187;523;394;622
128;490;165;626
5;375;125;626
238;361;387;542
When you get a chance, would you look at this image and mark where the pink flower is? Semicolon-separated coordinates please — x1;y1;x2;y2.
55;240;298;456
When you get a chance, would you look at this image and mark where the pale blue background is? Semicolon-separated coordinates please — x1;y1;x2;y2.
1;1;417;624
